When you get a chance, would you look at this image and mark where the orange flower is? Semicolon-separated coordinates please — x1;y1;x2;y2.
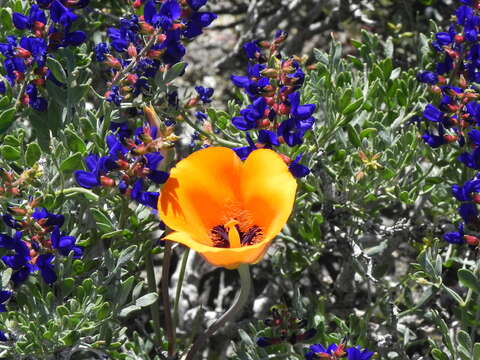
158;147;297;269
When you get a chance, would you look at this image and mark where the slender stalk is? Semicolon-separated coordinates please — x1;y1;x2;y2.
173;248;190;327
181;113;241;148
144;245;163;350
184;264;252;360
162;241;175;357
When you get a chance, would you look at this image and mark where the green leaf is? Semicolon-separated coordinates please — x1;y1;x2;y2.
119;305;141;318
60;152;83;173
46;57;67;83
458;330;473;355
431;349;449;360
96;302;110;320
68;84;89;105
1;145;20;160
0;107;16;134
346;124;361;147
473;343;480;360
61;278;75;297
342;98;363;115
25;142;41;166
116;245;138;270
90;209;114;233
360;128;377;139
163;62;187;84
46;80;67;106
135;292;158;307
458;269;480;294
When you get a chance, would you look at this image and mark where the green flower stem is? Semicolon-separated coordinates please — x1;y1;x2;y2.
184;264;252;360
144;244;163;350
181;113;241;148
173;248;190;327
162;241;175;357
54;187;99;201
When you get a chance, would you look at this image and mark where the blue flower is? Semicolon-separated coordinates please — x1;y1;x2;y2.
145;152;169;184
36;254;56;284
243;41;261;59
0;290;12;312
144;0;181;30
106;85;124;106
0;331;7;342
289;154;310;178
0;232;34;284
51;225;83;258
458;147;480;169
25;84;47;112
195;86;214;103
13;4;46;31
95;42;110;62
74;153;118;189
3;214;22;229
459;202;478;224
32;208;65;227
130;179;159;208
233;133;256;160
416;71;438;84
182;11;217;39
50;0;77;28
423;104;444;122
346;346;374;360
444;223;465;244
289;92;316;120
110;121;133;139
232;97;267;131
187;0;208;11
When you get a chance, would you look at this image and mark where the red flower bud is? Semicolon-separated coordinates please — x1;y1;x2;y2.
16;47;31;58
105;55;122;69
128;43;138;58
455;34;465;43
464;235;479;246
140;22;155;34
126;73;138;84
100;176;116;187
443;134;457;143
278;103;290;115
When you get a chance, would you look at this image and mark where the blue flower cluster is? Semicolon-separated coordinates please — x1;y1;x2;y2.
0;203;83;284
416;0;480;246
94;0;216;106
229;31;315;178
305;343;374;360
0;0;88;111
74;120;172;208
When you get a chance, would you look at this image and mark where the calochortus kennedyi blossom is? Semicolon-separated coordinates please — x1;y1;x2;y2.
158;147;296;269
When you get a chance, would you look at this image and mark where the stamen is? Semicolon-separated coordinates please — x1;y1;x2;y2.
225;219;241;248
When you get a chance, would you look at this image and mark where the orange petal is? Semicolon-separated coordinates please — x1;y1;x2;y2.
158;147;242;245
165;231;273;269
240;149;297;241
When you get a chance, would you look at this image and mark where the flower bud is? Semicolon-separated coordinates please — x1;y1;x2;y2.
100;176;115;187
127;43;138;58
464;235;479;246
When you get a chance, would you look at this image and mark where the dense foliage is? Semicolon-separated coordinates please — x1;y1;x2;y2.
1;1;480;360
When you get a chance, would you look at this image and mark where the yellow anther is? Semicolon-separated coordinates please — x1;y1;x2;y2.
225;219;241;248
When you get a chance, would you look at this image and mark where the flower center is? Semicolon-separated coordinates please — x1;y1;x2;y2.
210;218;263;248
